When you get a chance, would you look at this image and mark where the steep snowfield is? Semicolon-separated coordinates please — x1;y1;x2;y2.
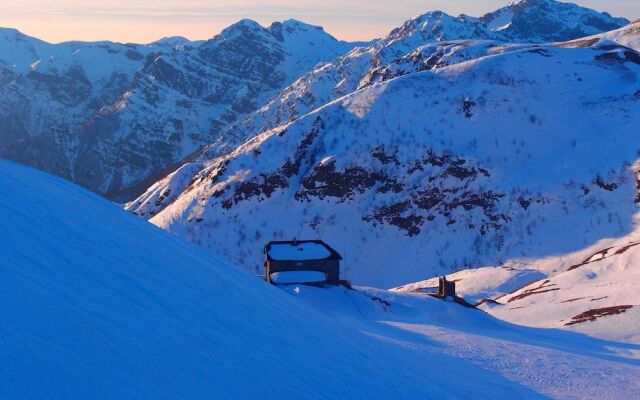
130;40;640;288
2;159;639;399
0;159;513;399
0;160;422;398
280;285;640;399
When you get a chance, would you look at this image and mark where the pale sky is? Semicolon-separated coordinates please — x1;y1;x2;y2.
1;0;638;44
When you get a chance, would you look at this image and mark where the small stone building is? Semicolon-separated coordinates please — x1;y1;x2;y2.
263;240;342;284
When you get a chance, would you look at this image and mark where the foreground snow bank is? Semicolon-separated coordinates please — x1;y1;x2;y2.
281;285;640;400
0;160;548;399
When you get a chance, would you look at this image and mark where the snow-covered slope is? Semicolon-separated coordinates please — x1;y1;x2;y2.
2;158;639;398
483;236;640;343
0;0;628;200
590;19;640;51
185;1;629;159
283;285;640;399
395;230;640;344
0;20;360;200
0;159;475;399
129;39;640;289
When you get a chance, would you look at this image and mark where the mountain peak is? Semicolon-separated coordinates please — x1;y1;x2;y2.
481;0;628;42
229;18;263;29
380;10;497;50
203;18;272;48
268;19;333;43
507;0;545;6
0;26;46;44
280;19;324;31
148;36;195;48
214;18;266;39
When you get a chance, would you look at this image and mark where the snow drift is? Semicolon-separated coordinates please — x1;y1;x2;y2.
0;160;448;398
2;160;639;399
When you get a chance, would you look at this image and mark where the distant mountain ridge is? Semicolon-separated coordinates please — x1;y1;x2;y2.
181;0;630;169
0;20;361;199
0;0;630;200
481;0;628;42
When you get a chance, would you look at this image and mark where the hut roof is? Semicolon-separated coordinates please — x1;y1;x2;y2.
265;240;341;261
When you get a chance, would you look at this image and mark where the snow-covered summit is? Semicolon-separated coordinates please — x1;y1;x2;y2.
148;35;201;48
385;0;629;49
272;19;326;34
481;0;628;42
207;18;267;42
377;11;497;59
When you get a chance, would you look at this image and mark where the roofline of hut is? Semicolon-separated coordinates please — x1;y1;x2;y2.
263;239;343;261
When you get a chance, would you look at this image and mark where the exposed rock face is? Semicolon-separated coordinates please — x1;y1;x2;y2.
0;21;361;200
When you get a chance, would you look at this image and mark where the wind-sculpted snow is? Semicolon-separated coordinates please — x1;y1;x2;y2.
130;40;640;288
283;285;640;399
400;229;640;344
0;21;360;200
5;160;639;399
477;233;640;344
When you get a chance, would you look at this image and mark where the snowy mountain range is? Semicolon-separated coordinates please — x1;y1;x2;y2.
128;26;640;290
0;0;629;200
189;0;633;162
480;0;628;42
0;20;361;199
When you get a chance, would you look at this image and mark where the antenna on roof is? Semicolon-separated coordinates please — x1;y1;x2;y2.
297;223;303;241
